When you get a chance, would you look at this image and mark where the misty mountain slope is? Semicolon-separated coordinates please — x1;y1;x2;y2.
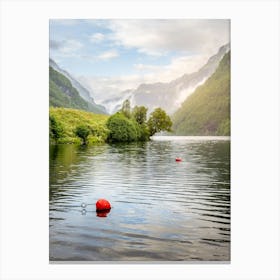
76;44;230;115
101;89;134;114
49;66;106;114
130;44;230;114
49;59;107;114
172;51;230;136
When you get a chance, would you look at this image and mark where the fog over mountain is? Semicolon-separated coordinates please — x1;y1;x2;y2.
79;44;229;114
131;44;230;114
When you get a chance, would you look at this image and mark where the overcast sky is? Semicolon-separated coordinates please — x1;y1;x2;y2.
50;19;230;97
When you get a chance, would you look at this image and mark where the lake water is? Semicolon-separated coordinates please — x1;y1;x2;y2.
49;136;230;262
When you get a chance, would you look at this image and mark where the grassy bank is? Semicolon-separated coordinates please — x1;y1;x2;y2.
49;107;109;144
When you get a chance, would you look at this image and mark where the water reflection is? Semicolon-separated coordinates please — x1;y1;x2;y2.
96;209;111;218
49;144;109;201
49;137;230;261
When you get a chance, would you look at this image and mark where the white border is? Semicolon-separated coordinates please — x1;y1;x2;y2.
0;0;279;279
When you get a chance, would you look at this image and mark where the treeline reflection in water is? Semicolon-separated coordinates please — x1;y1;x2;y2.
49;137;230;261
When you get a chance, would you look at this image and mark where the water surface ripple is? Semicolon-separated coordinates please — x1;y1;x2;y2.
49;136;230;261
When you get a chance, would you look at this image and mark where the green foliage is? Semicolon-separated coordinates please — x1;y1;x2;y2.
49;67;105;114
147;108;173;136
132;106;148;125
120;99;132;119
107;105;172;142
49;107;109;144
137;124;150;141
106;112;138;142
217;118;230;135
50;102;172;144
75;125;90;145
172;52;230;136
49;115;64;143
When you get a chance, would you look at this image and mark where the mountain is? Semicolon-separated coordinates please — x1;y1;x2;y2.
49;59;107;114
49;66;107;114
101;89;134;115
172;51;230;136
104;43;230;115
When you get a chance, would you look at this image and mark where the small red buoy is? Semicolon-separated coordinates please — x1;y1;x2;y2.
96;199;111;212
175;158;182;162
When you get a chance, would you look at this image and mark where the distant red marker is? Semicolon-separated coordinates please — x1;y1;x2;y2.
175;158;182;162
96;199;111;212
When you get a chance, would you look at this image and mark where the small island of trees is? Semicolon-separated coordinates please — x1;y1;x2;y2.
107;100;172;143
49;100;172;145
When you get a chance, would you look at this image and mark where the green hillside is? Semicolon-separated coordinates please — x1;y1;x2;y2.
49;107;109;144
49;66;105;114
172;52;230;135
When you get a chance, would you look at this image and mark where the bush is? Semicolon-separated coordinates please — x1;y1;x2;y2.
137;123;150;141
57;136;81;144
49;108;108;144
75;125;90;145
49;115;64;143
106;112;138;142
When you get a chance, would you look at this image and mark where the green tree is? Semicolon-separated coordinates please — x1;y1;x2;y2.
132;106;148;125
147;108;172;136
106;112;137;142
138;123;150;141
75;125;90;145
49;115;64;143
120;99;131;119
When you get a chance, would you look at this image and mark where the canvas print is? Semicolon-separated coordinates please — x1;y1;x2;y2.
49;19;230;262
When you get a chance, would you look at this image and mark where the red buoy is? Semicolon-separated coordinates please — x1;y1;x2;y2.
96;199;111;212
175;158;182;162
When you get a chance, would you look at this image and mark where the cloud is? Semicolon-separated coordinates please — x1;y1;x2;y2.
132;54;209;83
108;19;230;56
49;39;61;50
79;53;212;107
50;39;83;55
90;32;105;43
97;50;119;60
79;75;146;99
52;19;230;109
